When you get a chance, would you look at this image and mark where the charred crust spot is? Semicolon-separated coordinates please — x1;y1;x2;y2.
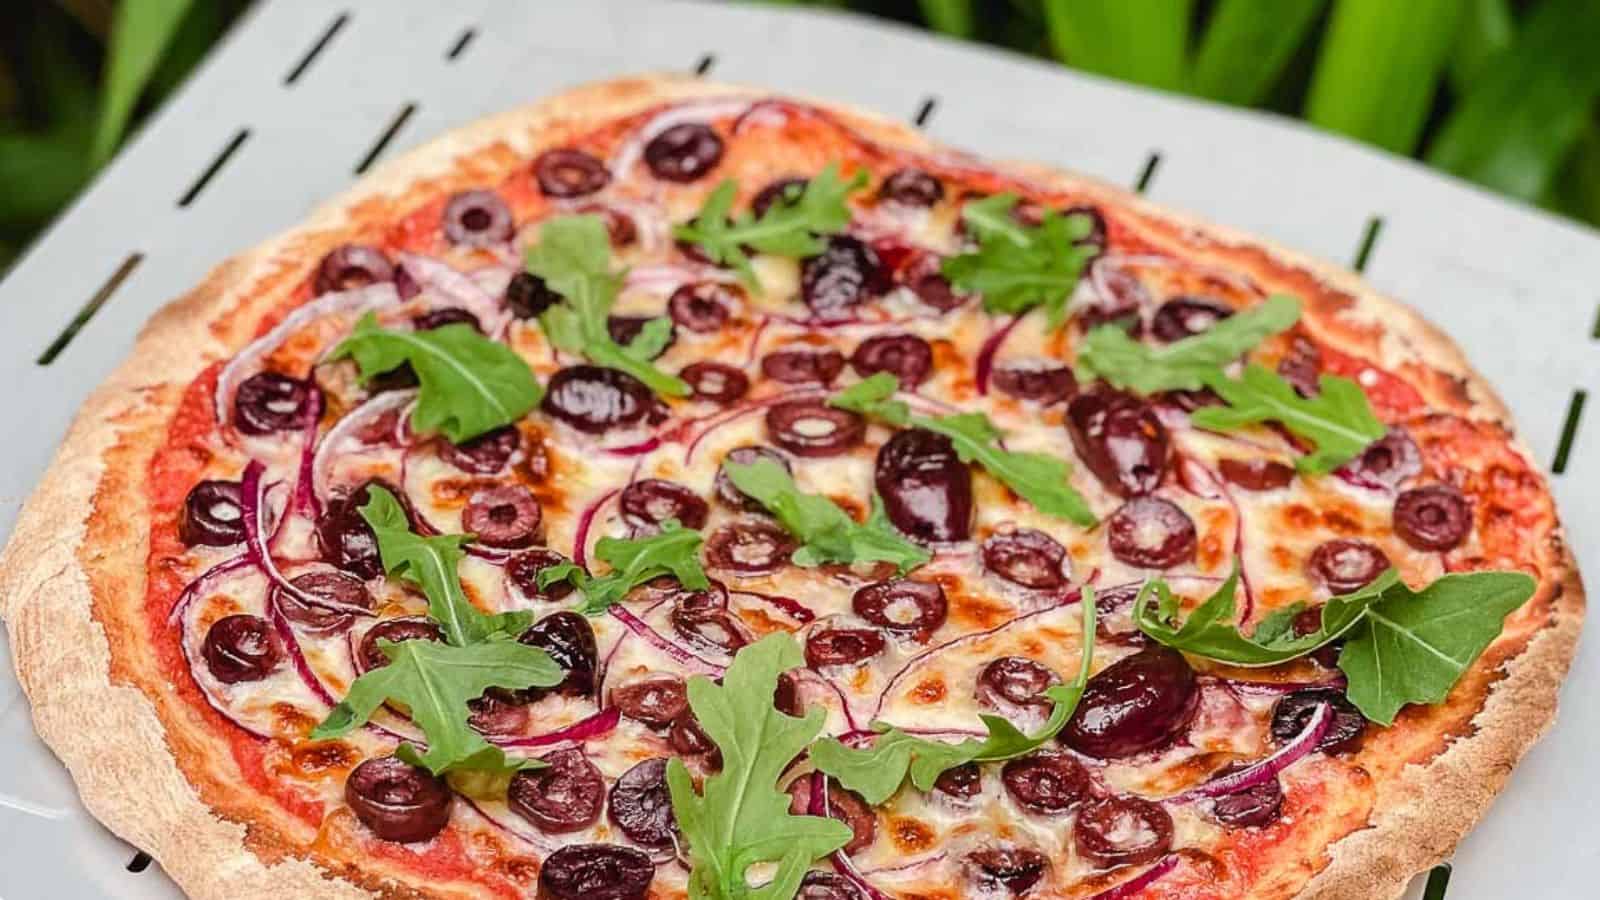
911;677;947;704
889;816;937;853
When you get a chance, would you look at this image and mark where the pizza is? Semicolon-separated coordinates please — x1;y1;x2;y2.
0;75;1582;900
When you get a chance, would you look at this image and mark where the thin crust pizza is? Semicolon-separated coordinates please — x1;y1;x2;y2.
0;75;1583;900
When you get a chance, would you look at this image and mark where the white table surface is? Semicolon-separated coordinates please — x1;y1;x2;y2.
0;1;1594;897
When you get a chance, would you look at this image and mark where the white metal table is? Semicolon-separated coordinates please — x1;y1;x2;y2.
0;1;1594;897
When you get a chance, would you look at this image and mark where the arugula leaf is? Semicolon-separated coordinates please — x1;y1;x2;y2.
1339;571;1536;724
721;458;930;574
310;635;562;775
524;215;690;397
811;589;1096;804
358;487;530;646
666;634;853;900
830;373;1096;526
1133;563;1398;666
1075;293;1302;394
1192;364;1386;473
331;312;542;444
540;521;710;615
672;164;865;289
941;193;1099;326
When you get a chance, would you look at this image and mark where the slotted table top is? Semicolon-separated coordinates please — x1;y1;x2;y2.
0;2;1594;897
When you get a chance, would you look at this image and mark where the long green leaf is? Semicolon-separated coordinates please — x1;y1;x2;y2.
92;0;195;166
1304;0;1463;154
1189;0;1327;105
1426;0;1600;203
1447;0;1514;92
1040;0;1192;92
919;0;975;38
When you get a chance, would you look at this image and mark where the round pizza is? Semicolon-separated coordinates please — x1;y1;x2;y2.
0;75;1582;900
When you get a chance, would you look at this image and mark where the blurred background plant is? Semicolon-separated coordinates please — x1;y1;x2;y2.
2;0;1598;277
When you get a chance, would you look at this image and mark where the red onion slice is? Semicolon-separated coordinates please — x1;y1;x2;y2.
489;706;621;749
171;557;272;739
265;592;338;708
241;460;372;618
862;852;948;878
603;435;663;457
290;388;324;520
311;389;415;501
1085;854;1180;900
396;252;508;331
808;773;892;900
609;98;756;177
1174;702;1331;801
572;487;621;567
731;589;815;623
458;794;563;854
608;606;725;676
166;554;253;626
974;315;1022;396
1174;454;1255;622
214;282;397;427
680;388;824;465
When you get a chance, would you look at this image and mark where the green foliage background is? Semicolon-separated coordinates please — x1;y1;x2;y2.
3;0;1598;277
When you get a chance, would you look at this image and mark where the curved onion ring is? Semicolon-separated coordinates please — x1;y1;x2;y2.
862;852;948;879
241;460;372;618
1174;454;1255;621
806;772;892;900
680;388;824;465
214;282;397;427
608;98;757;179
1173;702;1331;802
572;487;621;568
608;606;725;676
170;556;272;738
973;315;1022;396
731;589;815;624
311;389;416;502
396;252;509;332
488;706;621;749
264;592;338;708
1085;854;1180;900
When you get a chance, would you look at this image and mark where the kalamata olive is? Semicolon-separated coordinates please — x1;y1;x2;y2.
798;871;868;900
461;484;542;548
344;756;451;843
534;148;611;198
716;446;791;511
805;628;886;667
760;348;846;385
982;529;1068;590
681;361;749;404
874;427;973;543
467;688;530;736
413;307;482;332
671;597;748;654
1336;429;1420;489
668;710;719;760
610;674;688;728
620;479;709;531
934;762;983;800
519;611;598;697
773;671;804;717
992;364;1077;405
276;570;371;633
801;236;887;320
644;123;723;182
1207;762;1285;828
1001;751;1090;813
202;614;281;684
315;244;394;295
964;846;1049;896
506;548;578;604
1272;688;1365;753
234;372;316;435
703;520;795;574
537;843;655;900
180;480;245;546
1150;297;1232;342
609;758;677;848
851;579;947;638
542;365;654;434
751;177;807;217
1277;336;1322;397
1073;795;1174;868
766;400;866;457
850;333;934;386
668;283;738;333
1067;389;1169;497
1393;484;1472;551
1159;387;1224;412
442;189;513;247
976;657;1060;720
508;748;605;833
878;169;944;207
606;316;676;357
441;425;520;474
1219;457;1295;491
506;272;560;319
909;268;965;313
358;617;443;672
1062;646;1198;758
1067;204;1108;249
1084;260;1150;330
1091;583;1151;646
315;481;392;579
1107;496;1197;569
787;777;877;854
1307;539;1390;594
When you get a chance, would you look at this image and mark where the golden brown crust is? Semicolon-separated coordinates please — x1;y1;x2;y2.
0;73;1583;900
